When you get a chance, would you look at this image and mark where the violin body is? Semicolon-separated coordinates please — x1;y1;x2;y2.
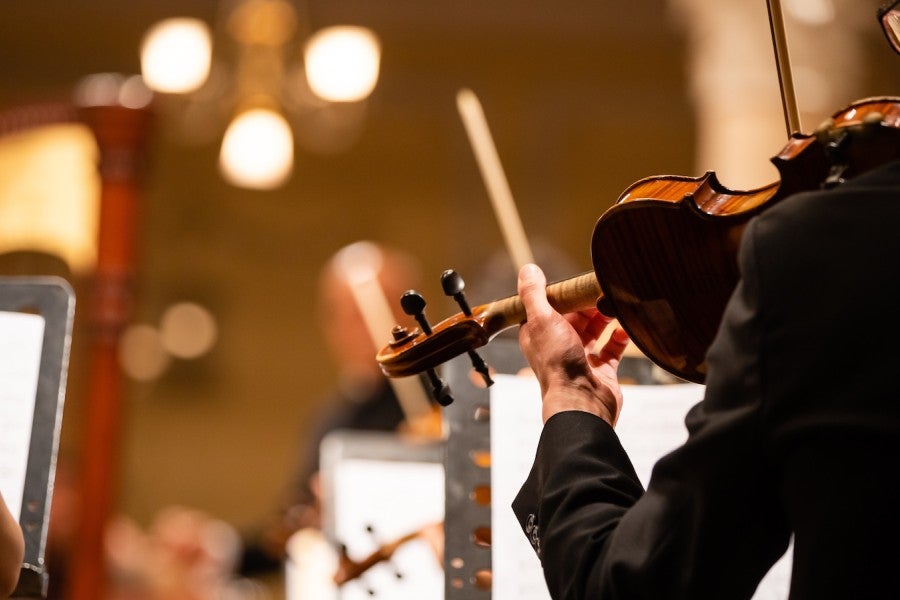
377;97;900;385
593;96;900;382
592;175;756;383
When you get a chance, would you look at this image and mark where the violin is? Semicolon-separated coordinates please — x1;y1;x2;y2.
332;522;443;586
376;97;900;385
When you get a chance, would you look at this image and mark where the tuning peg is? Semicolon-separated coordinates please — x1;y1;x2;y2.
822;130;851;189
400;290;433;335
441;269;472;316
440;270;493;385
425;368;454;406
468;350;494;387
363;524;404;580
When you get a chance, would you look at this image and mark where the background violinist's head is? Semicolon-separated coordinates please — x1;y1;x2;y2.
318;241;421;390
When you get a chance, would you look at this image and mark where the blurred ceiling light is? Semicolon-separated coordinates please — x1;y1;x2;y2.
75;73;155;109
141;18;213;94
140;1;381;190
219;107;294;189
227;0;297;46
304;26;381;102
159;301;219;359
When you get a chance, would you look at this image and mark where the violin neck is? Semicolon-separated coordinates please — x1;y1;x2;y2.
481;271;603;335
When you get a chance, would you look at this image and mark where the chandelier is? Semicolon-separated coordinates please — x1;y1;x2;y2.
140;0;381;189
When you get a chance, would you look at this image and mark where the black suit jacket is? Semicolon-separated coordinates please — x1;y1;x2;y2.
513;159;900;599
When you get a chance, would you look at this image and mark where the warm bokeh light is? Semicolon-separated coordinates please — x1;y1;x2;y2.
784;0;835;26
141;17;213;94
118;324;171;382
227;0;297;46
304;26;381;102
119;75;155;109
0;124;100;273
219;108;294;189
159;302;218;359
75;73;153;109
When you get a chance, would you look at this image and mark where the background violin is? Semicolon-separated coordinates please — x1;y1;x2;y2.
377;96;900;385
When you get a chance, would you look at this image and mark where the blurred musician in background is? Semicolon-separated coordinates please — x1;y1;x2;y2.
238;240;427;576
102;241;426;598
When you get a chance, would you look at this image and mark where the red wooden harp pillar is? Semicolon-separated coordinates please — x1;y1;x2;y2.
66;99;153;600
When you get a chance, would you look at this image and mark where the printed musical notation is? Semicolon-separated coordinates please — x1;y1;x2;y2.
0;311;45;520
321;454;445;600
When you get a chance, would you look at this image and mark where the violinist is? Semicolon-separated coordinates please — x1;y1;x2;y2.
511;4;900;599
100;242;428;597
239;241;426;576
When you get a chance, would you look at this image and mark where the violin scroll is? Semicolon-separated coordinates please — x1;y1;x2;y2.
377;271;603;382
388;270;496;401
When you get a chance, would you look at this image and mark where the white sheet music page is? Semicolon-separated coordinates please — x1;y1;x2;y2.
490;374;791;600
0;310;45;520
331;458;444;599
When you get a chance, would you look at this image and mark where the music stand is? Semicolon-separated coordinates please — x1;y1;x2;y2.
0;277;74;599
442;338;662;599
442;337;528;598
318;429;445;599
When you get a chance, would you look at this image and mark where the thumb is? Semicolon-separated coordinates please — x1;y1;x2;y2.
518;263;551;320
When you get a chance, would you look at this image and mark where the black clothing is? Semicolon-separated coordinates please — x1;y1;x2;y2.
513;159;900;599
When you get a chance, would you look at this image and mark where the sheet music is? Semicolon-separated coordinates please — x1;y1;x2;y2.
490;374;791;599
0;310;45;521
490;375;553;600
330;458;444;599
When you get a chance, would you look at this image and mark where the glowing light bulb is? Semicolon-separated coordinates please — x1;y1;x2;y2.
219;108;294;189
141;18;212;94
304;26;381;102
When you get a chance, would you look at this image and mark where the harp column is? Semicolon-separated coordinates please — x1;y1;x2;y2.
66;95;154;600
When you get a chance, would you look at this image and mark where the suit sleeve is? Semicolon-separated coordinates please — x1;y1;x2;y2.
513;217;791;599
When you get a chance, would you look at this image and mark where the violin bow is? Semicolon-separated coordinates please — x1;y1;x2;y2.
336;242;435;426
766;0;803;136
456;88;535;269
